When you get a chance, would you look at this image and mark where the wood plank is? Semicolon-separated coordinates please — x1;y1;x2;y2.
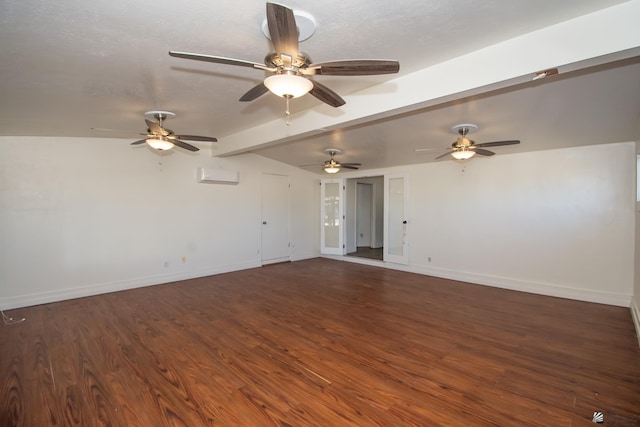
1;258;639;426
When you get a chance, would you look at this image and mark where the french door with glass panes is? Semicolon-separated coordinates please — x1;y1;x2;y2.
321;174;408;265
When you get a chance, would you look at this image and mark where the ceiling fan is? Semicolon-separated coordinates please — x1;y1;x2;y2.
435;124;520;160
302;148;361;174
168;2;399;116
130;111;218;152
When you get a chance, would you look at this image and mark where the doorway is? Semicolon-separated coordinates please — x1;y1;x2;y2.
356;183;372;247
320;174;408;265
346;176;383;260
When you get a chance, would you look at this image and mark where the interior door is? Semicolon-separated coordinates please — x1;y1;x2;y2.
320;179;345;255
261;173;290;264
384;173;409;264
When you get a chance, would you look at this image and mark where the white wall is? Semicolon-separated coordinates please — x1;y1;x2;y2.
2;137;635;311
338;141;636;307
0;137;320;309
633;142;640;342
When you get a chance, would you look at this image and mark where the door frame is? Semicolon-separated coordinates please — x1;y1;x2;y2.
320;173;409;264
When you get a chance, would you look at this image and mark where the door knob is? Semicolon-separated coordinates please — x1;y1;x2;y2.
402;220;407;224
262;221;267;225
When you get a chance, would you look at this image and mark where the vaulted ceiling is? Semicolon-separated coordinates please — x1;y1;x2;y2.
1;0;639;173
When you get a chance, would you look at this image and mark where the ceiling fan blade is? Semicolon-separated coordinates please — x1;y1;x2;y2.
131;139;147;145
474;148;495;156
305;60;400;76
475;140;520;148
341;163;362;167
175;135;218;142
309;80;345;107
172;139;199;152
342;165;360;170
239;82;269;102
169;51;269;70
145;119;170;136
435;152;451;160
266;2;299;58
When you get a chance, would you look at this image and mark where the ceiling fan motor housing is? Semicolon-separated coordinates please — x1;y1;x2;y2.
265;52;312;71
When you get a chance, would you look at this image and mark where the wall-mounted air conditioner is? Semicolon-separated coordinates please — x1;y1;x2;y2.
196;167;239;184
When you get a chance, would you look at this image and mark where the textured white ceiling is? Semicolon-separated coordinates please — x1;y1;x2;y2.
0;0;638;172
255;58;640;171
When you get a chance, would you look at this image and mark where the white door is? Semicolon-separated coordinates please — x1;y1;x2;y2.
384;173;409;264
261;173;290;264
320;179;345;255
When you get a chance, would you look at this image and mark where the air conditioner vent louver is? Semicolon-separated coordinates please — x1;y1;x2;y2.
196;167;239;184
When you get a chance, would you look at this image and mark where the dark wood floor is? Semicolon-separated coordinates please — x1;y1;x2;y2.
346;247;383;260
2;258;639;426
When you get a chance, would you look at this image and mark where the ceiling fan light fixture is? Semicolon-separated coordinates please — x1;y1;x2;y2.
264;73;313;98
324;165;341;174
146;137;174;151
451;148;475;160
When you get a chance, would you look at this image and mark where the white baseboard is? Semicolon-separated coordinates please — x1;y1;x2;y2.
329;255;632;307
290;252;320;262
0;260;261;310
413;264;631;307
3;256;634;316
262;257;291;265
631;299;640;348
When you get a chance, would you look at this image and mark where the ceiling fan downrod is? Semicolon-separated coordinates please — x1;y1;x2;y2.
154;113;166;127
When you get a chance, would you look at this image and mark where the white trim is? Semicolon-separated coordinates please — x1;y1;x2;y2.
631;299;640;349
328;255;632;307
415;265;632;307
290;252;320;263
0;260;261;310
262;257;291;265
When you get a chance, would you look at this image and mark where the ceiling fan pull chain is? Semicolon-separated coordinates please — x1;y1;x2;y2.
285;96;291;125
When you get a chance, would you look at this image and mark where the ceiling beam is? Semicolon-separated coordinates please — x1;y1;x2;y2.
212;0;640;157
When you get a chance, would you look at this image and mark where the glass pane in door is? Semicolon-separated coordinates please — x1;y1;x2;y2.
321;179;344;255
324;181;340;249
384;173;408;264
